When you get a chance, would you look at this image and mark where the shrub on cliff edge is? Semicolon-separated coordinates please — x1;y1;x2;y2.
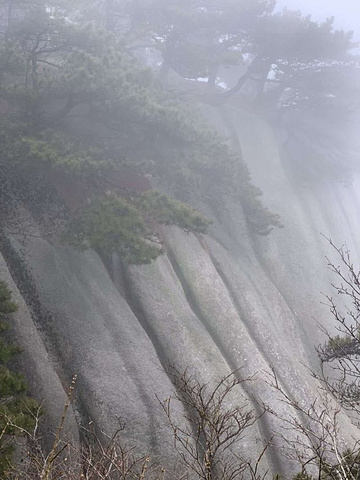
0;281;39;476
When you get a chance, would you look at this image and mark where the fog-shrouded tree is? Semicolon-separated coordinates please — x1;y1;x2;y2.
121;1;357;104
0;0;282;263
125;0;275;82
1;0;356;242
225;10;357;100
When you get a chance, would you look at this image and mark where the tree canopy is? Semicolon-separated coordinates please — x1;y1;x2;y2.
121;0;360;180
0;0;284;264
2;0;357;261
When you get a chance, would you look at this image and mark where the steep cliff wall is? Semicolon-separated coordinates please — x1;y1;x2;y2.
1;104;359;476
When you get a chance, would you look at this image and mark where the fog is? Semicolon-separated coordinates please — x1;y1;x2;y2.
1;1;360;478
276;0;360;42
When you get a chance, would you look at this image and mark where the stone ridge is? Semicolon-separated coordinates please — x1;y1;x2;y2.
1;107;359;475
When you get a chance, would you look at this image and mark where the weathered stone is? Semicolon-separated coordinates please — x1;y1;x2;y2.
2;106;360;476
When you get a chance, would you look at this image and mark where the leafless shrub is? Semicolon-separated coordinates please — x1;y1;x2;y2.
158;366;270;480
315;238;360;417
4;375;164;480
262;237;360;479
264;368;360;480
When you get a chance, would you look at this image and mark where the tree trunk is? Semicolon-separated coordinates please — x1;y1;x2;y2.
31;55;38;92
207;65;218;88
255;61;272;100
223;72;249;98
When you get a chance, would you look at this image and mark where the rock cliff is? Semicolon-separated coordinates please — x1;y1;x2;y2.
1;103;360;476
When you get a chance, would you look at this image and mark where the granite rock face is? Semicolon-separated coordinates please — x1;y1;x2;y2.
1;106;360;475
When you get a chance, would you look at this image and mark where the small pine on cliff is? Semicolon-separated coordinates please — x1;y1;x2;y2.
63;191;212;264
0;281;39;475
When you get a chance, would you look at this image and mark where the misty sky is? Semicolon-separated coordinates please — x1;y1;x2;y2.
276;0;360;42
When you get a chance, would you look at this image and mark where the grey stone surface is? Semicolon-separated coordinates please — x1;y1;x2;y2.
4;237;185;466
0;252;79;448
125;255;270;474
1;105;360;476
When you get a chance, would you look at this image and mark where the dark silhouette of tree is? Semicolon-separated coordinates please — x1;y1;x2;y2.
0;281;39;476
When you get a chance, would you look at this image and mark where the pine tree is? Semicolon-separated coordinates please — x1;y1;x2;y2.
0;281;39;476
